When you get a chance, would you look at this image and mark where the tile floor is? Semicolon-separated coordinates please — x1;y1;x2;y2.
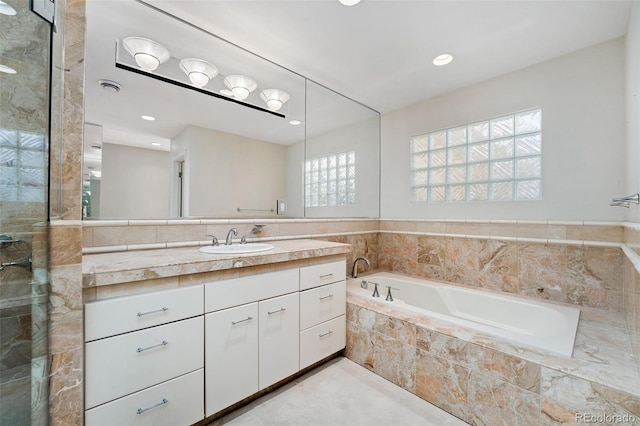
210;357;467;426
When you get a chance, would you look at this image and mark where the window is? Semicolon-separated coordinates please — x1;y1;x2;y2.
0;128;48;203
410;108;541;202
305;151;355;207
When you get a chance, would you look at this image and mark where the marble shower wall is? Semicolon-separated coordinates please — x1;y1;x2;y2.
47;0;86;424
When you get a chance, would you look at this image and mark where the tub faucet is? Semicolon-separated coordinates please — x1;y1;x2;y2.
351;256;370;278
385;286;399;302
225;228;238;245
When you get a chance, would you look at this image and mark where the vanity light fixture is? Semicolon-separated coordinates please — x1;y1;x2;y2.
0;1;17;15
433;53;454;66
0;64;16;74
122;37;171;72
179;58;218;88
223;75;258;100
260;89;290;112
141;115;155;121
339;0;361;5
289;120;301;126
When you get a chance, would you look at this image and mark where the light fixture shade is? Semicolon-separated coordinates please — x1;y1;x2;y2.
223;75;258;100
179;58;218;87
122;37;171;71
260;89;290;111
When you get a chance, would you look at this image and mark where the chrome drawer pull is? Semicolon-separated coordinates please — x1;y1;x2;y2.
137;340;169;353
267;307;286;315
231;316;253;325
136;398;169;415
137;307;168;317
319;330;333;338
319;273;334;279
319;294;334;301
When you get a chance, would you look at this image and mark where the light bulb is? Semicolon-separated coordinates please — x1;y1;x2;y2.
189;72;209;87
134;53;161;71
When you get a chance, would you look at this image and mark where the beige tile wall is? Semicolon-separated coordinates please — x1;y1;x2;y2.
346;303;640;425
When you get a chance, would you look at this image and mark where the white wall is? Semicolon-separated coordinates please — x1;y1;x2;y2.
305;117;380;218
171;126;287;217
381;38;626;221
100;143;170;218
626;2;640;223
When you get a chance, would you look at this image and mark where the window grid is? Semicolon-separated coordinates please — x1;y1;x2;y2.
410;109;541;202
305;151;356;207
0;128;48;203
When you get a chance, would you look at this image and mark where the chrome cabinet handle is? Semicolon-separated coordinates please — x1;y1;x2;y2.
137;307;168;317
267;307;286;315
319;330;333;338
231;316;253;325
136;398;168;415
319;273;334;279
136;340;168;353
319;294;334;301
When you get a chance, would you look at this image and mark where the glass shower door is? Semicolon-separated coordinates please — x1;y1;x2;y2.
0;0;52;424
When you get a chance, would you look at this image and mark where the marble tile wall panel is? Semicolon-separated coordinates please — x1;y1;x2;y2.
378;233;623;311
47;0;86;423
346;301;640;425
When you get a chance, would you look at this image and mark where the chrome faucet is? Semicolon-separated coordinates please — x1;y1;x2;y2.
225;228;238;245
351;256;370;278
0;253;32;272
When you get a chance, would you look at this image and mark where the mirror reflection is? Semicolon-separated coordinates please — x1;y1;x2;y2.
83;0;379;219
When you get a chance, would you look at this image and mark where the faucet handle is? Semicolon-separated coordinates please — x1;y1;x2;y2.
240;236;247;244
385;286;399;302
206;234;219;246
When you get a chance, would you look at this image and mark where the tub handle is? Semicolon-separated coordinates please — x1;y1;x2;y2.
371;281;380;298
386;286;399;302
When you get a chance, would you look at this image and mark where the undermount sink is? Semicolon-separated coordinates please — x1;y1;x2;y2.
199;243;274;255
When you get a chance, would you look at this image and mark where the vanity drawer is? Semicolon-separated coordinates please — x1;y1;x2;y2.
85;285;203;342
299;281;346;330
204;268;298;313
299;315;346;370
299;260;346;291
85;369;204;426
85;316;204;409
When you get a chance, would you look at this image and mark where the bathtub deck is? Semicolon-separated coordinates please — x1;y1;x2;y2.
346;288;640;424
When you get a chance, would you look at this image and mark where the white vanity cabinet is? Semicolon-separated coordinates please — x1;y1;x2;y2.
84;286;204;425
299;260;347;369
204;269;299;417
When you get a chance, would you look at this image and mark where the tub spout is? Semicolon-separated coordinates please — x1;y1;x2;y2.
351;256;370;278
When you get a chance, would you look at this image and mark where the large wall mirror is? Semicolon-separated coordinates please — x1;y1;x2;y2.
83;0;380;220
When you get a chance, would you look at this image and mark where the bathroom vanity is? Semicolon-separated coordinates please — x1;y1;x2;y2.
81;239;350;425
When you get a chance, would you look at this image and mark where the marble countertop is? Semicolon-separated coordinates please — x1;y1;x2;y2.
82;239;350;287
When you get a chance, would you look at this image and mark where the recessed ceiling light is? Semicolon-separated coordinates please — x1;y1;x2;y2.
0;64;17;74
141;115;155;121
433;53;454;66
289;120;301;126
150;142;162;146
339;0;361;5
0;1;17;16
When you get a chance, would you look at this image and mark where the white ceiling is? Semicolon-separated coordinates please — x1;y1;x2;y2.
147;0;632;114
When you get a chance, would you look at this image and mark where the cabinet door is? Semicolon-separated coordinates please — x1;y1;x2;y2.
205;303;258;417
258;293;299;390
85;369;204;426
